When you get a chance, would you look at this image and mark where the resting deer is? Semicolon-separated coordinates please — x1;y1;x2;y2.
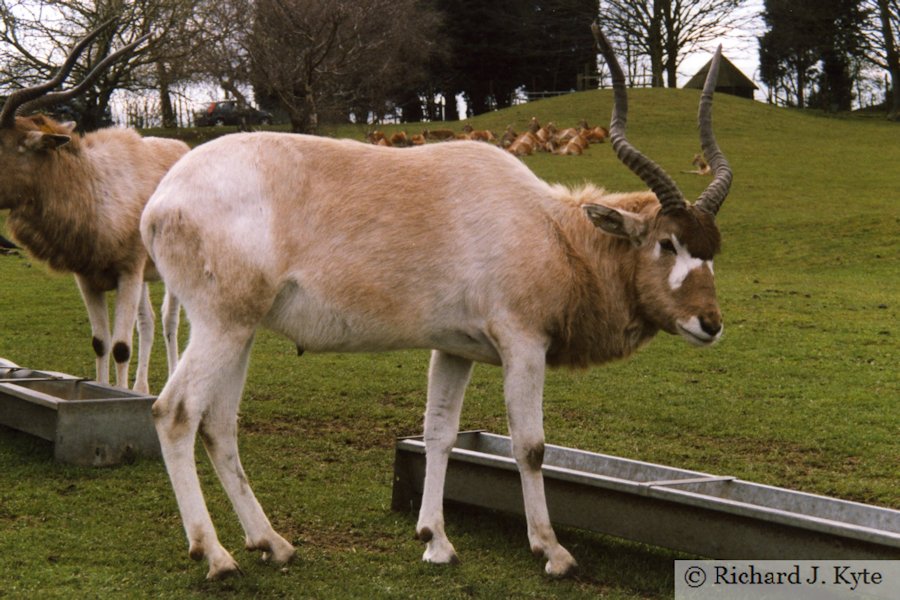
141;23;732;579
682;152;712;175
0;21;188;392
499;125;518;148
507;131;538;156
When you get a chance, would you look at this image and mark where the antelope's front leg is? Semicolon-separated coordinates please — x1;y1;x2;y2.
111;271;145;390
503;344;576;577
416;350;473;565
74;275;110;385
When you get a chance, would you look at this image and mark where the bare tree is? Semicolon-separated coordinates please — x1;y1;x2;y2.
862;0;900;118
187;0;255;107
142;0;197;128
0;0;194;130
600;0;754;87
249;0;441;133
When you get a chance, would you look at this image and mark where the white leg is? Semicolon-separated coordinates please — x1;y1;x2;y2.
416;350;473;565
161;288;180;376
110;271;144;389
197;335;295;567
74;275;110;385
153;324;255;579
503;343;576;577
133;283;154;394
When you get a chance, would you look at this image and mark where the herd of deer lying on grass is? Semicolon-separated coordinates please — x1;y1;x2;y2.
1;19;732;582
367;117;610;157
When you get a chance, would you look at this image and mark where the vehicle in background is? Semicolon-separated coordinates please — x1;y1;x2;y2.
194;100;273;127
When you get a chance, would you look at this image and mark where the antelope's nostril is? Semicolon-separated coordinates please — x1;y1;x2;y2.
699;317;722;337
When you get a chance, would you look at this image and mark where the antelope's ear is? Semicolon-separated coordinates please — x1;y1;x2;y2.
22;131;71;152
582;203;649;246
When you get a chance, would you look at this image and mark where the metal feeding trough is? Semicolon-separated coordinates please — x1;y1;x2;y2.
0;358;160;466
392;431;900;559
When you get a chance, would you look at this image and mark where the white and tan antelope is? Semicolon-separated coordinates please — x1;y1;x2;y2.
0;22;188;392
140;24;732;579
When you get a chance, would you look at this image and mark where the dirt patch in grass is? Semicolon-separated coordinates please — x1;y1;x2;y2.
286;521;398;556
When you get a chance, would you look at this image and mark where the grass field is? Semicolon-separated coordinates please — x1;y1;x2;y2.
0;89;897;599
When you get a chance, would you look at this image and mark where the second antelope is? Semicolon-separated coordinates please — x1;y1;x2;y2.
0;22;188;392
141;23;733;579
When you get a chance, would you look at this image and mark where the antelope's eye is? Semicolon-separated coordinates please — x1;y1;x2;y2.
659;239;677;255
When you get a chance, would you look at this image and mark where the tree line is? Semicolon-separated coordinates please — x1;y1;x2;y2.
1;1;898;132
760;0;900;117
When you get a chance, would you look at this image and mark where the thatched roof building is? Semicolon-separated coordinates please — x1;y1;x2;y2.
684;54;758;100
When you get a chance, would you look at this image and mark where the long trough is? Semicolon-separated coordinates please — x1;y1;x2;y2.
392;431;900;559
0;358;159;466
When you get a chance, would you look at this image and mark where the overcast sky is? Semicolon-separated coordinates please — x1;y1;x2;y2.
676;0;766;99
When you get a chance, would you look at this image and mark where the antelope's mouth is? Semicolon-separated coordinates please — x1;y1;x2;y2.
676;317;722;347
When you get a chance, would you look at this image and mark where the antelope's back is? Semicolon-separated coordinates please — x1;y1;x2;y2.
141;132;576;347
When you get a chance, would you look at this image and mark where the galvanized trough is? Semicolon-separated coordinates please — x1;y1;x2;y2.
0;358;160;466
392;431;900;559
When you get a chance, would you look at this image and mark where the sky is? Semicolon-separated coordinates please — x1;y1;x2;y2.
675;0;766;99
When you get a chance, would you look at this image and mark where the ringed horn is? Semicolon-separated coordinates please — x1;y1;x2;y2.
590;22;733;216
0;18;150;128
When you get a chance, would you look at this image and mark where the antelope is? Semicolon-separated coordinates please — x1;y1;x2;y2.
555;132;588;156
499;125;518;148
140;23;732;580
389;131;410;147
365;130;389;145
579;120;610;144
0;22;189;393
461;124;496;143
506;131;538;156
682;152;712;175
423;128;456;141
553;127;581;145
534;123;557;149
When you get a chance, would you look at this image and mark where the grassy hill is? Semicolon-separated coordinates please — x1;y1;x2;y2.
0;90;897;598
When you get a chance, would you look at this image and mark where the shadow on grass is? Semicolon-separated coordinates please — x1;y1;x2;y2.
430;501;679;596
0;425;54;466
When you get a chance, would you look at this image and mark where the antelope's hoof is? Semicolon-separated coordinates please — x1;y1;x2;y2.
544;548;578;578
422;538;459;565
248;534;296;566
206;553;242;581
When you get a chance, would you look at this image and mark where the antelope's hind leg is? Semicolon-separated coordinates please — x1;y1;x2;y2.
133;283;154;394
416;350;474;565
197;335;295;567
154;325;292;579
161;287;180;376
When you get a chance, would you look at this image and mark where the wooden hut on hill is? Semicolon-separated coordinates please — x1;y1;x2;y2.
685;54;758;100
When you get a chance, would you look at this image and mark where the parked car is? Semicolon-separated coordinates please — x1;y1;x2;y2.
195;100;273;127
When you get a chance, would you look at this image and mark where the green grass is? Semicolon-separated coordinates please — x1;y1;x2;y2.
1;90;898;598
